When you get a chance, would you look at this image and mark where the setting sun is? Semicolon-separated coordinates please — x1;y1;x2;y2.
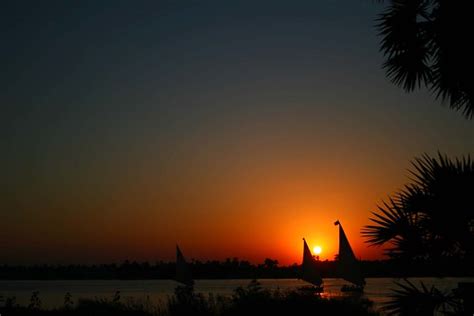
313;246;322;255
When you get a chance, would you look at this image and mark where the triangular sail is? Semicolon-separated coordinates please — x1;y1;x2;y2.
301;238;323;286
334;221;365;287
176;245;194;287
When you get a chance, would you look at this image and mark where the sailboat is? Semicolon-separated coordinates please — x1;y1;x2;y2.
334;220;365;292
300;238;323;293
175;245;194;287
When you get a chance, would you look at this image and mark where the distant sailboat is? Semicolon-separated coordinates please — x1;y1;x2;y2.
175;245;194;287
334;220;365;292
300;238;323;293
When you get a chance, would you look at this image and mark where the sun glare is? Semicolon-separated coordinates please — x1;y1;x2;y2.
313;246;322;255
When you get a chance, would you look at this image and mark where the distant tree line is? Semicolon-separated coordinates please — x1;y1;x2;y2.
0;258;471;280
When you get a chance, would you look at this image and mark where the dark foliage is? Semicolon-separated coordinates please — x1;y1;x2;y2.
1;257;472;280
362;152;474;266
221;280;377;316
377;0;474;118
383;279;462;315
0;281;379;315
0;295;156;316
0;258;300;280
166;280;378;316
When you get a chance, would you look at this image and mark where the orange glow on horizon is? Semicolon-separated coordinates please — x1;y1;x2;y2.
3;123;396;264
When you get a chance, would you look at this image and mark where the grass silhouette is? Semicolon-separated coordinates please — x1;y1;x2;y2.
0;280;378;315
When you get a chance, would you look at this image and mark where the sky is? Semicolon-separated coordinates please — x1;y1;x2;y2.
1;0;473;265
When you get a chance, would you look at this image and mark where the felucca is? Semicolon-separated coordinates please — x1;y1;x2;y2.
300;238;323;293
175;245;194;287
334;220;365;292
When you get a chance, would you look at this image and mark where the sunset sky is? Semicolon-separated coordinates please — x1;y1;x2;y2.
2;1;473;265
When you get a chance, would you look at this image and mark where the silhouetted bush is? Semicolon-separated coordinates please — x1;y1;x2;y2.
0;282;379;315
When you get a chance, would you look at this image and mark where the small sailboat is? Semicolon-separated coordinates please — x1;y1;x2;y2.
300;238;323;293
334;220;365;292
175;245;194;287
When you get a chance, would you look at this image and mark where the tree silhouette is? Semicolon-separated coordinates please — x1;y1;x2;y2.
263;258;279;269
383;279;460;315
362;153;474;264
376;0;474;119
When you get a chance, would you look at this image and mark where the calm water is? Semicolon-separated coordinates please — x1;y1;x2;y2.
1;278;472;311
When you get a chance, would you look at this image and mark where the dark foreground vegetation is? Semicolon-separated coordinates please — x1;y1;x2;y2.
0;280;378;316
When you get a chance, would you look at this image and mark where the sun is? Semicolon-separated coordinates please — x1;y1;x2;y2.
313;246;322;255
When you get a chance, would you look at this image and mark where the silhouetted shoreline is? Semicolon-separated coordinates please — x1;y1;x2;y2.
1;259;472;280
0;281;380;315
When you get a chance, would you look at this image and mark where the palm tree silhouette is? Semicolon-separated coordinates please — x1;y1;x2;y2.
362;152;474;264
376;0;474;119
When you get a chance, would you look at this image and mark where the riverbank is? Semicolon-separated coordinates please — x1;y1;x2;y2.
1;260;472;280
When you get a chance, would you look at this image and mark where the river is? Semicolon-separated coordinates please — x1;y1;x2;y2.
1;277;472;312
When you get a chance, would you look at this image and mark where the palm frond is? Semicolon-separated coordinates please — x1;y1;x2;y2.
377;0;432;92
362;153;474;262
383;279;458;315
375;0;474;119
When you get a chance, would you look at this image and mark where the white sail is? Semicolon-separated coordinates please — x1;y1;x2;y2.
335;221;365;287
301;238;323;286
176;245;194;287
